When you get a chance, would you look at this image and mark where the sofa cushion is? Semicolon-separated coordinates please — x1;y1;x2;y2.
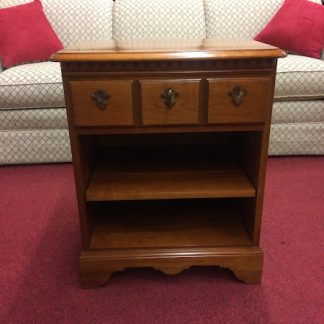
113;0;206;39
275;54;324;100
269;122;324;155
0;62;64;110
204;0;284;39
0;0;113;46
0;129;71;164
0;108;67;130
272;100;324;124
41;0;113;46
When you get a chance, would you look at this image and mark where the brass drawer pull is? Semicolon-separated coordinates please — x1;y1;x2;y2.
91;89;110;110
161;88;178;109
229;85;246;107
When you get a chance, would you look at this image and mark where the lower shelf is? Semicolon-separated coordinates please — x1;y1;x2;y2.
89;199;252;250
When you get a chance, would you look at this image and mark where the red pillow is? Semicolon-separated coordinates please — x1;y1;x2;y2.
254;0;324;59
0;0;63;68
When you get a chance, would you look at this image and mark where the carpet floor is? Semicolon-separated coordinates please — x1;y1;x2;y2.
0;157;323;323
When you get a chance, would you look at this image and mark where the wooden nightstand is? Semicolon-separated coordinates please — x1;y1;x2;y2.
53;39;285;288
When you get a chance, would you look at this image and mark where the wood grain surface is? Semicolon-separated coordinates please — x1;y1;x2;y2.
52;38;286;62
208;77;271;123
69;80;134;126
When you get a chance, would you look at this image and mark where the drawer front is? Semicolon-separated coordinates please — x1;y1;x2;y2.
69;80;134;126
141;80;200;125
208;77;272;124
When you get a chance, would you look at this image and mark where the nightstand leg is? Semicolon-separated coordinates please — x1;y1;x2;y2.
80;271;113;289
231;269;263;284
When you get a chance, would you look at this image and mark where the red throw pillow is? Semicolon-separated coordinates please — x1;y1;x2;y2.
254;0;324;59
0;0;63;68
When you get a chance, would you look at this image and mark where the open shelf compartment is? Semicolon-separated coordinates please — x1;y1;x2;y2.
86;156;255;201
89;199;252;250
84;132;257;202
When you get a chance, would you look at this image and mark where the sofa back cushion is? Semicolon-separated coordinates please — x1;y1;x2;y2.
0;0;113;46
204;0;322;39
41;0;113;46
113;0;206;39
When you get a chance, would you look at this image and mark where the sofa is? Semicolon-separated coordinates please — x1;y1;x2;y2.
0;0;324;164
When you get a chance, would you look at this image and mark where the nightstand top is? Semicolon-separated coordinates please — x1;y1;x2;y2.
52;38;286;62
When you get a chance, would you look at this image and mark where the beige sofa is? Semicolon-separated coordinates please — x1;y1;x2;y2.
1;0;324;164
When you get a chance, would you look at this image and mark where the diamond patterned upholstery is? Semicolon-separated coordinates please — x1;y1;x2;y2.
0;129;71;164
0;0;113;46
269;123;324;155
270;53;324;155
204;0;323;39
204;0;283;39
275;55;324;100
0;62;64;110
0;61;69;163
272;101;324;124
113;0;206;39
0;108;67;130
270;100;324;154
41;0;113;46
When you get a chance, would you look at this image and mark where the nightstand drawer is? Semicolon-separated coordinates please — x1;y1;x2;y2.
69;80;134;126
141;80;200;125
208;77;272;124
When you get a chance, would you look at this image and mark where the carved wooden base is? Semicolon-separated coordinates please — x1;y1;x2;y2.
79;246;263;288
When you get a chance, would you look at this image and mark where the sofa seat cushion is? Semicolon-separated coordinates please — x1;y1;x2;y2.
269;122;324;155
113;0;206;39
272;100;324;124
0;61;64;110
275;54;324;100
0;108;67;130
0;128;71;164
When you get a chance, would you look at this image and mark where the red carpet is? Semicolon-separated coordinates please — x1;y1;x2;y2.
0;157;323;323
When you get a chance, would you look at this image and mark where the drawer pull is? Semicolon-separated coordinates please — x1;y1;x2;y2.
161;88;178;109
91;89;110;111
229;85;246;107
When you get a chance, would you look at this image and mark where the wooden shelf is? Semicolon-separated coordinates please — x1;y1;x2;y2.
86;149;255;201
89;200;252;250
